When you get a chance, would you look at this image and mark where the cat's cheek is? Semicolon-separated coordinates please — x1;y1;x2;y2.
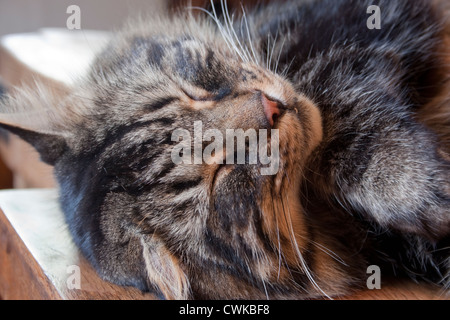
312;247;362;297
260;178;309;264
296;95;323;152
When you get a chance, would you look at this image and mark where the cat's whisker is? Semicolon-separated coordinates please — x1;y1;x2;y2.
240;3;259;65
280;56;296;77
220;10;247;62
269;30;279;73
266;36;271;71
270;193;283;281
221;0;250;63
238;19;254;66
274;37;286;75
311;240;348;266
273;195;300;287
281;193;332;299
261;277;270;300
284;174;348;267
197;2;245;62
218;1;238;52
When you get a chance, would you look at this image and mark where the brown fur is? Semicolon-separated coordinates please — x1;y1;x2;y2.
0;0;448;299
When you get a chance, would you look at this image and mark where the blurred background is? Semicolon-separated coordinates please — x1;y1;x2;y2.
0;0;166;37
0;0;276;37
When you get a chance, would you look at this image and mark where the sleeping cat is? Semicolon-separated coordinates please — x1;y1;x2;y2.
0;0;449;299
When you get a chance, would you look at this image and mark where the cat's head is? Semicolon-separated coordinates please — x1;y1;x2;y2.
0;13;326;299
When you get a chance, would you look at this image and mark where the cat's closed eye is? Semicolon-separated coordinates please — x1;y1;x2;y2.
181;87;213;102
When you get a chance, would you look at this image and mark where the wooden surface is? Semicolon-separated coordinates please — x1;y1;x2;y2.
340;280;448;300
0;189;447;300
0;189;155;300
0;157;12;189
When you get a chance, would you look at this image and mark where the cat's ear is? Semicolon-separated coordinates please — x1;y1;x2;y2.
0;123;67;165
141;236;191;300
0;83;77;165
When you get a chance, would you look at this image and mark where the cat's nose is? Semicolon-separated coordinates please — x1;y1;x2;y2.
261;93;283;127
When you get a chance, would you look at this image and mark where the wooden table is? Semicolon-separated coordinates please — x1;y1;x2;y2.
0;189;447;300
0;189;155;300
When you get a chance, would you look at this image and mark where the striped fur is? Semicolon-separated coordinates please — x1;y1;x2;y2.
0;0;449;298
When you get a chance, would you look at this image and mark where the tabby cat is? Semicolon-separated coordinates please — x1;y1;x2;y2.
0;0;449;299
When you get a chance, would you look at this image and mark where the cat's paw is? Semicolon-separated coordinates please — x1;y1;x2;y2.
343;132;450;241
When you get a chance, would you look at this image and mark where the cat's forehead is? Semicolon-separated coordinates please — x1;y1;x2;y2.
110;35;236;101
144;34;237;86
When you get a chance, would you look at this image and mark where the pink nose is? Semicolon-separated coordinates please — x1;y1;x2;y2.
261;93;282;127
